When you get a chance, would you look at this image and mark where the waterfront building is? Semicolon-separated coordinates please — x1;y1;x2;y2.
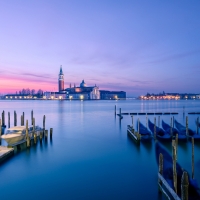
66;80;100;100
139;92;200;100
100;90;126;100
4;94;39;100
43;92;66;100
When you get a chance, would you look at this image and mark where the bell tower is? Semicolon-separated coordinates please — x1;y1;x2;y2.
58;65;64;92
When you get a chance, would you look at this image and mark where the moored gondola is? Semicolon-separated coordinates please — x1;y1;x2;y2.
148;119;171;141
175;120;200;140
155;142;200;199
162;120;187;141
137;120;152;141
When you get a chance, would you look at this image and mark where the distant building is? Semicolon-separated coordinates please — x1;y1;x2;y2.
66;80;100;100
4;94;39;100
100;90;126;100
43;92;66;100
139;92;200;100
196;95;200;99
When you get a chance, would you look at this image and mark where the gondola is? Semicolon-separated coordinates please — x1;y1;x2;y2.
175;120;200;140
155;142;200;199
137;120;152;140
162;120;187;141
148;119;171;141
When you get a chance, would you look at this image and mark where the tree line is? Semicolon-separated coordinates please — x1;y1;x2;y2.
16;88;43;97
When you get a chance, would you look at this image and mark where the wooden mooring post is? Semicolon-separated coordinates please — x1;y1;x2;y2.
170;117;173;136
192;138;194;179
43;115;46;133
173;116;174;129
146;114;148;128
172;140;177;193
40;131;43;141
22;112;25;126
14;111;17;126
26;120;30;147
181;171;189;200
32;117;35;137
196;117;199;134
21;115;23;126
2;110;5;126
119;108;121;116
159;153;163;181
176;134;178;160
131;115;134;128
31;110;33;125
8;112;10;128
158;116;160;128
138;118;140;134
50;128;53;138
33;118;37;144
186;116;188;136
45;130;48;138
115;105;116;115
154;117;156;139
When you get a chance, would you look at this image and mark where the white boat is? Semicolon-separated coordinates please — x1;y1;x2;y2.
1;125;42;145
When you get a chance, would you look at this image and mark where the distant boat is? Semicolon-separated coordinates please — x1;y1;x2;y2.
155;142;200;199
174;120;200;140
137;120;152;140
148;119;171;141
162;120;187;141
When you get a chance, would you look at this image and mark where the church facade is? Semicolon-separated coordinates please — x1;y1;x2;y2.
66;80;100;100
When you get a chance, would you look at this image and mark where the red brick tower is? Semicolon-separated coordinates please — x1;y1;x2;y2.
58;66;64;92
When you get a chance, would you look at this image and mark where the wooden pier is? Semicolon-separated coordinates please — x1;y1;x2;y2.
125;112;179;115
0;110;53;163
115;105;200;118
0;146;14;163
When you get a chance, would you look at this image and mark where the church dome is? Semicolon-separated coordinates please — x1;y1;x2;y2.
80;80;87;87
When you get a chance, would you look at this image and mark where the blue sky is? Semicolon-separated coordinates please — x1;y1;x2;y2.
0;1;200;96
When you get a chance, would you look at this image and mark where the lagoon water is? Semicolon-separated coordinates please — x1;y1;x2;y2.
0;100;200;200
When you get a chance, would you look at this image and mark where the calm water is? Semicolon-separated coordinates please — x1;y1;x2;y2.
0;100;200;200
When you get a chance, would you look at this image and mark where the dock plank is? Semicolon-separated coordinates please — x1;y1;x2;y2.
0;146;14;162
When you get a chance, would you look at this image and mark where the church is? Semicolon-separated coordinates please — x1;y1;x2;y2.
58;66;100;100
43;66;126;100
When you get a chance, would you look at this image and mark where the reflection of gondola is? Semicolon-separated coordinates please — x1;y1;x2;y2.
155;142;200;199
137;120;152;141
162;120;187;141
148;120;171;141
175;120;200;140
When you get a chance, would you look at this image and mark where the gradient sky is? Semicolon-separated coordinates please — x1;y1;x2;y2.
1;1;200;96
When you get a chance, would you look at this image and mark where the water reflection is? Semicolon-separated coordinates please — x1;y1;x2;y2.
0;100;200;200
